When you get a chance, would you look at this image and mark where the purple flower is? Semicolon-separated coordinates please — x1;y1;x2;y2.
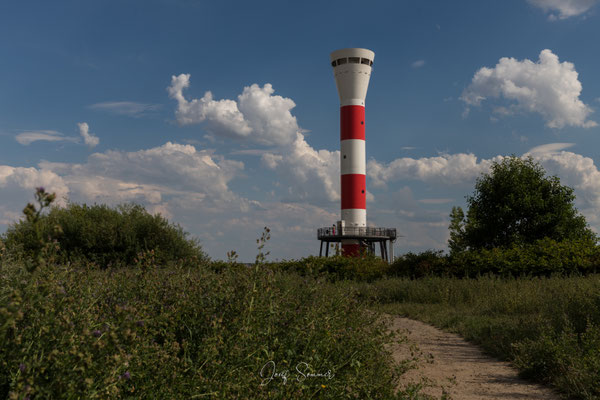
92;330;102;337
19;363;26;372
122;371;131;380
136;320;144;327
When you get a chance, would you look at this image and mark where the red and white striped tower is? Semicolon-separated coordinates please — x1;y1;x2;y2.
330;48;375;256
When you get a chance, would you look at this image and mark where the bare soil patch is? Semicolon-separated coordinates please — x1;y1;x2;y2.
386;315;561;399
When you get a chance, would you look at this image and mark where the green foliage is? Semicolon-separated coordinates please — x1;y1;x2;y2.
449;238;600;277
2;202;208;269
255;226;271;265
390;250;449;278
448;206;466;254
512;324;600;399
11;188;61;273
385;240;600;278
365;274;600;399
269;255;391;282
0;260;412;399
450;156;595;252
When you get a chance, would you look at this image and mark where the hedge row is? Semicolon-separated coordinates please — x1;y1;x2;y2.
392;238;600;278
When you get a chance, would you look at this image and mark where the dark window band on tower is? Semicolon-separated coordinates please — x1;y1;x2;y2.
333;57;373;68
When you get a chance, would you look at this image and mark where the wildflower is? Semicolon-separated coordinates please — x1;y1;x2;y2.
135;320;144;327
122;371;131;380
19;363;26;372
321;384;326;388
93;330;102;337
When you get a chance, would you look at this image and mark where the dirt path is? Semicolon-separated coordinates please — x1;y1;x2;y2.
385;315;561;399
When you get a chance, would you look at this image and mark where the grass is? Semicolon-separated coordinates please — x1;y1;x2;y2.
352;275;600;399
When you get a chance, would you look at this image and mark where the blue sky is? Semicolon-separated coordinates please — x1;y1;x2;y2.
2;0;600;261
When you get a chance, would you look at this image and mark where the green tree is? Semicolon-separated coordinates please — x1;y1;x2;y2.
448;206;467;254
449;156;595;252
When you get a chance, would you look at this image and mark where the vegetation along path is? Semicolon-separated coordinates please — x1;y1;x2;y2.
386;314;560;400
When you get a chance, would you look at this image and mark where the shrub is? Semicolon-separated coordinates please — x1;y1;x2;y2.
390;250;448;278
2;202;208;268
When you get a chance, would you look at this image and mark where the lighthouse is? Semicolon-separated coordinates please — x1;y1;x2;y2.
317;48;397;261
330;48;374;256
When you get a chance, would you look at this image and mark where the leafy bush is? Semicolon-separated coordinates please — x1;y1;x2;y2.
390;250;449;278
0;260;411;399
2;202;208;268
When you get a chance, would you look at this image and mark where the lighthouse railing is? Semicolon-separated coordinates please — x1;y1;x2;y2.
317;226;396;240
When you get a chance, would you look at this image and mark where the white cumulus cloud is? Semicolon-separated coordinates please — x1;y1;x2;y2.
168;76;343;206
261;132;340;204
461;49;596;128
167;74;300;146
527;0;599;19
78;122;99;148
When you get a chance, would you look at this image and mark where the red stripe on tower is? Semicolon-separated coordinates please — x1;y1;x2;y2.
340;106;365;140
341;173;366;209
